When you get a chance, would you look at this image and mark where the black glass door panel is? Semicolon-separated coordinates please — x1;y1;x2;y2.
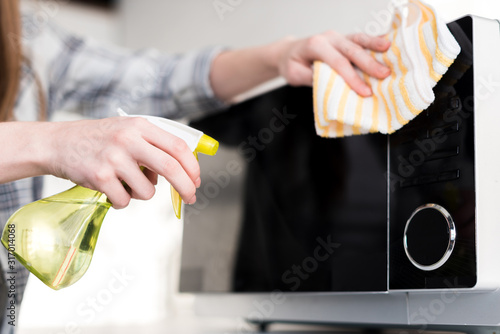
181;86;388;293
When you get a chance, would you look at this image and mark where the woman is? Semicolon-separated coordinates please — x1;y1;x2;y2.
0;0;390;331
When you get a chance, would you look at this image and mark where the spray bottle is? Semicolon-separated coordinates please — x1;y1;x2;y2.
0;112;218;290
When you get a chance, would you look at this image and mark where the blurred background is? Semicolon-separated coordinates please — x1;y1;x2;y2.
16;0;500;333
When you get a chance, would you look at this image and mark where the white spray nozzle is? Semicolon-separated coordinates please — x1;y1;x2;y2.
115;108;218;218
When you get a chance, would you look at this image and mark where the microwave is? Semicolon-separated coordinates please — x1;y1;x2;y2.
180;15;500;333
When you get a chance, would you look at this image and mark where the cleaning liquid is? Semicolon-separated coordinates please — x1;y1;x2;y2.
2;186;110;290
1;113;218;290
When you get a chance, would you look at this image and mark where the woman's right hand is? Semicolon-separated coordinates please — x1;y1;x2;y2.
44;117;201;209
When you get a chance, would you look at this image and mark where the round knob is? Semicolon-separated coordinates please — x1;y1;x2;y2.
403;204;456;271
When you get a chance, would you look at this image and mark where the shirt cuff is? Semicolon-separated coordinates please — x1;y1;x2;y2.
167;46;229;120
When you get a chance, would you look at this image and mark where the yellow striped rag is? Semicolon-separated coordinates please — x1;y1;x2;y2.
313;0;461;138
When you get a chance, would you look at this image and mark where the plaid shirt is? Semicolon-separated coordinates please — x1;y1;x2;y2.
0;14;225;333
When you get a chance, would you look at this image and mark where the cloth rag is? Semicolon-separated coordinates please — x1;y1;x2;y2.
313;0;461;138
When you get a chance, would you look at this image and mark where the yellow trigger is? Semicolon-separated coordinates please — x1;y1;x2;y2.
171;135;218;219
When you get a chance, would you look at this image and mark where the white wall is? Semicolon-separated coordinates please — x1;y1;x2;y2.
17;0;500;333
120;0;500;53
22;0;121;43
121;0;389;52
432;0;500;22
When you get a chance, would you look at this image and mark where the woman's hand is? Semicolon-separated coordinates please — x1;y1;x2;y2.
45;117;200;209
210;31;392;101
273;32;392;96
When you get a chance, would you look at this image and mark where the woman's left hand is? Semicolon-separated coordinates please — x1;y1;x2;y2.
210;31;392;101
273;32;391;96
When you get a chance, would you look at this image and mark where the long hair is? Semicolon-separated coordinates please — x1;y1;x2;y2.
0;0;22;122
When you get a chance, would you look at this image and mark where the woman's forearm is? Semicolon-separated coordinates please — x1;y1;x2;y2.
0;122;53;183
209;39;292;102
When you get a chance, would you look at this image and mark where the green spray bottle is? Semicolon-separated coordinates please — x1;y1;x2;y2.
1;112;218;290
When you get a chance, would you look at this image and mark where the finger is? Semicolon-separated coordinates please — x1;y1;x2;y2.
338;37;390;80
301;35;371;96
118;164;156;201
159;155;197;204
99;177;132;209
134;143;198;204
321;47;372;96
143;167;158;186
348;33;391;52
140;124;200;185
83;166;131;209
